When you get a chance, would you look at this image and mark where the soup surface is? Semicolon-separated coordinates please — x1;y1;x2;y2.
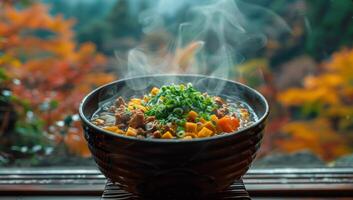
91;83;258;139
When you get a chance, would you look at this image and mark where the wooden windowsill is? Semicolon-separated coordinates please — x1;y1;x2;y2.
0;168;352;198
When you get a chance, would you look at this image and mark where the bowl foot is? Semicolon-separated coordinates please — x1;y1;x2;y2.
102;179;251;200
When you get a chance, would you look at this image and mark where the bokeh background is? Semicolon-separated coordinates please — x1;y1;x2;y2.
1;0;353;168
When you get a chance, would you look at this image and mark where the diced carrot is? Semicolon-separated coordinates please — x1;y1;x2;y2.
126;127;137;137
115;129;125;135
185;122;198;133
187;111;198;122
216;116;240;133
103;126;118;132
135;104;147;112
151;87;159;96
130;98;142;105
128;104;147;112
201;121;216;134
162;131;173;139
105;126;125;135
230;117;240;131
185;132;197;138
210;114;218;123
143;96;150;102
198;127;213;138
199;117;207;124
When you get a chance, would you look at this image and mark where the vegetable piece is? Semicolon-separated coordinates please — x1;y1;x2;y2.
145;84;219;125
151;87;160;96
93;119;105;125
187;110;198;122
216;116;240;133
126;127;137;137
115;129;125;135
131;104;147;112
176;130;186;138
198;127;213;138
201;121;216;134
161;131;173;139
239;108;250;120
182;136;193;140
185;132;197;138
199;117;207;124
173;107;184;115
143;96;150;102
185;122;197;133
210;114;218;123
103;126;118;132
130;98;142;105
128;98;147;112
104;125;125;135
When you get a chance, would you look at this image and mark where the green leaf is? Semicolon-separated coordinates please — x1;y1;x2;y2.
49;100;59;109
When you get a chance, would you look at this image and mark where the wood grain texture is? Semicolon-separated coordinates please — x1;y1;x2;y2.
1;168;353;197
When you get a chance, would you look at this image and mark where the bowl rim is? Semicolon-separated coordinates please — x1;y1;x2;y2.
79;74;269;143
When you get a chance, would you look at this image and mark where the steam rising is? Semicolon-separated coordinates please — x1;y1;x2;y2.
119;0;291;92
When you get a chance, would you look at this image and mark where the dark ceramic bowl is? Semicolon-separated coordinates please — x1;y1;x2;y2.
79;75;269;198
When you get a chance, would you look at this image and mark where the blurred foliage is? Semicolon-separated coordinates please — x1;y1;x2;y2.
0;2;115;165
107;0;142;38
41;0;353;62
278;48;353;160
304;0;353;60
247;0;353;63
77;0;143;54
44;0;115;31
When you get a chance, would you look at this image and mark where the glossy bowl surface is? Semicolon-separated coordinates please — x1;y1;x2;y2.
79;74;269;198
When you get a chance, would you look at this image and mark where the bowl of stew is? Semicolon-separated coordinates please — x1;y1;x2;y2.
79;74;269;198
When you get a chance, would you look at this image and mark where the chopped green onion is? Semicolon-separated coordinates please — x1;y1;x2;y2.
145;83;219;125
176;130;185;138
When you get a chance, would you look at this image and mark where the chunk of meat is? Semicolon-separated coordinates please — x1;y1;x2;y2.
152;130;162;138
215;107;228;118
115;112;130;125
108;106;116;113
115;103;131;125
137;128;146;136
145;116;156;123
115;97;126;107
128;111;145;128
117;123;126;129
214;96;225;106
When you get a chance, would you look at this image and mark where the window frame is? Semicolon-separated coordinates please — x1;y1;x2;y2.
1;168;353;198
